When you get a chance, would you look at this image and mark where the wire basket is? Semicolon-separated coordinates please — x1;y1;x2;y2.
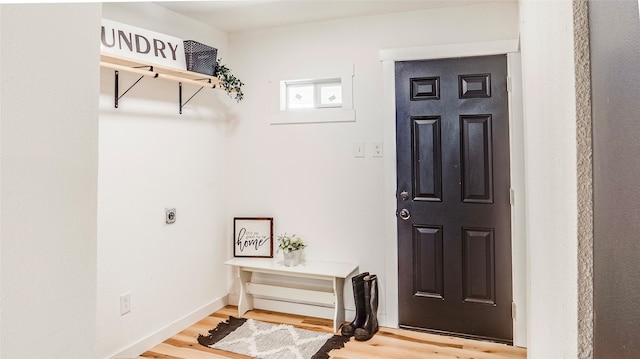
184;40;218;76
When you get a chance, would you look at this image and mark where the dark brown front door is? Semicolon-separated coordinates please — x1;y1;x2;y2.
395;55;513;343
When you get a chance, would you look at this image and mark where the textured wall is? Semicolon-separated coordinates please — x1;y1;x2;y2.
591;0;640;358
574;0;594;358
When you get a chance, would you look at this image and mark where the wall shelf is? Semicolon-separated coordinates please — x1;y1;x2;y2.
100;53;222;114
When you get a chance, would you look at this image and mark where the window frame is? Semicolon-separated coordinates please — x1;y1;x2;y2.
271;64;355;125
284;78;343;110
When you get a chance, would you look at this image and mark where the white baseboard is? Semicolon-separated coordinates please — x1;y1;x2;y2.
109;295;227;359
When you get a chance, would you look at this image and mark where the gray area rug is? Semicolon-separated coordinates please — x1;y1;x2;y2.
198;316;349;359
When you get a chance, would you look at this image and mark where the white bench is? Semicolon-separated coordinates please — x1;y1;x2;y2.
225;258;358;332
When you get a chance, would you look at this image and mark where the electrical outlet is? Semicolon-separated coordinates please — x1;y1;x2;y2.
372;141;383;157
165;208;176;224
120;293;131;316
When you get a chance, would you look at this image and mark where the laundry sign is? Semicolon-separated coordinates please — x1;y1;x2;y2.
100;19;186;70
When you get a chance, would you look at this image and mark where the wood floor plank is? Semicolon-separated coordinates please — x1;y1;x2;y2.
138;306;526;359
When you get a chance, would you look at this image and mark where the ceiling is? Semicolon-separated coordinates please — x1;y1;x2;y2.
156;0;493;33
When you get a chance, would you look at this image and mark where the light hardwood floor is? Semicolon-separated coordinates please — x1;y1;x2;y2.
138;306;526;359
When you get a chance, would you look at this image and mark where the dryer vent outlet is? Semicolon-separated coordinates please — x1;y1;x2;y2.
165;208;176;224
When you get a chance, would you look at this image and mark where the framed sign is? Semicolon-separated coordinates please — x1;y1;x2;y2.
233;217;273;258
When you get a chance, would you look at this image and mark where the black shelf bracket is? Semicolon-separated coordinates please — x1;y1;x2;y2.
179;78;213;114
114;66;156;109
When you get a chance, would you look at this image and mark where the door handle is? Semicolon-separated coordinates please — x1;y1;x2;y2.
398;208;411;220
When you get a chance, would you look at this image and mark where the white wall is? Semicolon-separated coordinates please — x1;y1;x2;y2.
97;3;233;358
227;2;519;325
519;1;578;357
0;3;100;358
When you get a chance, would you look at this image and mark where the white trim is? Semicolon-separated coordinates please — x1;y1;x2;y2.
507;52;527;348
382;58;399;329
379;39;520;62
270;109;356;125
380;39;526;347
106;295;227;359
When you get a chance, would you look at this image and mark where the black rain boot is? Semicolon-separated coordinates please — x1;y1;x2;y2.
340;271;369;337
354;274;378;341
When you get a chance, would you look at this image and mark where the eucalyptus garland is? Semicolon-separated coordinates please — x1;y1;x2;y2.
215;59;244;103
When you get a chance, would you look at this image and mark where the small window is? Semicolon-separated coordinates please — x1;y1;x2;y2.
318;82;342;107
284;78;342;110
271;65;354;124
287;83;314;109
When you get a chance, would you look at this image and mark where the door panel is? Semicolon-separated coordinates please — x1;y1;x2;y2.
461;115;493;203
414;225;444;299
396;55;512;343
462;227;495;304
412;117;442;201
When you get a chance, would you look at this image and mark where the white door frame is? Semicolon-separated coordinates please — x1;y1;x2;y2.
379;38;527;347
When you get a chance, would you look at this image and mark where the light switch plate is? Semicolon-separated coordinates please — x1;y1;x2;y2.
120;293;131;315
353;142;365;158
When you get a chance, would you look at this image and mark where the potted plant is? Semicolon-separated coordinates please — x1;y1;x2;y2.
215;58;244;103
277;233;306;267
